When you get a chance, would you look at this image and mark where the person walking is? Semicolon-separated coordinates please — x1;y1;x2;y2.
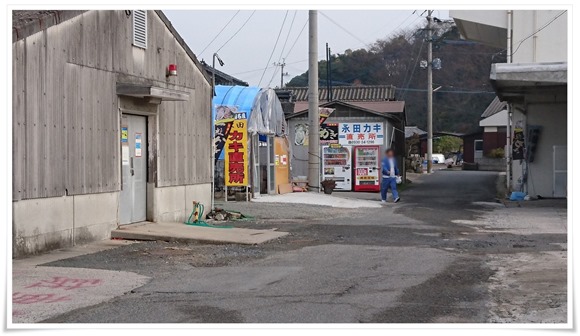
381;148;400;203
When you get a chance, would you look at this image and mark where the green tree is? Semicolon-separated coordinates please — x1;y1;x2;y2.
286;21;505;134
433;136;463;154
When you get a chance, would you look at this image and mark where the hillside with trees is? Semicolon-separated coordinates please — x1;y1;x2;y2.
287;20;506;133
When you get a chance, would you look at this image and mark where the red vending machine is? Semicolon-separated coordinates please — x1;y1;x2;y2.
353;145;381;192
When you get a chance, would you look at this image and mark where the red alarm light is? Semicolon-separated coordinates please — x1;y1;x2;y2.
168;64;177;76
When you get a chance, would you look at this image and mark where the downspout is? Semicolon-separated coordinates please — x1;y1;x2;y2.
506;10;513;191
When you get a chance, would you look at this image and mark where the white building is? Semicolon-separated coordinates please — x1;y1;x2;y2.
451;10;567;198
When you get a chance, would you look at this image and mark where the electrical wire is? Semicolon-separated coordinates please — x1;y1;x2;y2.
354;12;422;49
199;11;240;56
215;11;256;53
278;10;297;61
267;10;298;87
320;11;371;48
258;11;289;87
400;38;425;100
374;11;415;36
231;59;308;76
395;87;496;94
398;36;423;96
284;18;308;59
510;10;567;58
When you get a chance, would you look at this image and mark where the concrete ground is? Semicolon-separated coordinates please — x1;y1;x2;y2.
12;240;149;323
12;170;567;324
110;221;288;244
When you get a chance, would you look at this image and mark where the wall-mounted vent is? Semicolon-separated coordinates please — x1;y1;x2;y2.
132;10;147;49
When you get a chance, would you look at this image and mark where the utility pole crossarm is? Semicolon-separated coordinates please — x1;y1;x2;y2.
273;59;287;88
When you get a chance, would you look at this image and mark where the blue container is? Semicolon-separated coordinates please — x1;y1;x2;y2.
509;191;526;201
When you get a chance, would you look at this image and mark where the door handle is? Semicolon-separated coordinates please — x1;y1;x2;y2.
130;157;135;176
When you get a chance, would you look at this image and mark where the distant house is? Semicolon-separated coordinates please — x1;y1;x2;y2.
285;85;397;103
462;131;484;164
200;61;248;86
405;126;427;139
479;97;508;155
460;97;508;166
279;85;406;190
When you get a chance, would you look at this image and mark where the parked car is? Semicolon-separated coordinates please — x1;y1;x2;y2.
432;154;446;164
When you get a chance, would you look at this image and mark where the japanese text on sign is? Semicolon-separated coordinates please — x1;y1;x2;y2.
338;122;384;145
320;123;339;144
225;119;249;186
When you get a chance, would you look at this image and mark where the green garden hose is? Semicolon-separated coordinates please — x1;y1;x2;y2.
184;201;232;229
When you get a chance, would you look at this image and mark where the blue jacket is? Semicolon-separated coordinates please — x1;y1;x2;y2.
381;157;399;177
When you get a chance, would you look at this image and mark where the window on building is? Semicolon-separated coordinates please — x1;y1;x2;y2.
132;10;147;49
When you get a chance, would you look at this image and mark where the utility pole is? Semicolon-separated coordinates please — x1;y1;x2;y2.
273;59;287;88
506;10;513;191
211;52;224;210
426;10;434;174
307;10;320;192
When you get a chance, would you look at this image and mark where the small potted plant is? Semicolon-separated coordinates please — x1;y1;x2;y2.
321;179;337;195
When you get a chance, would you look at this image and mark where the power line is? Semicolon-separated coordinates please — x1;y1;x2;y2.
199;11;240;56
231;59;307;76
268;10;298;87
319;11;371;48
284;18;308;59
395;87;496;94
398;35;423;94
215;11;256;53
511;10;567;57
373;11;415;36
400;38;425;100
258;11;289;86
278;10;297;61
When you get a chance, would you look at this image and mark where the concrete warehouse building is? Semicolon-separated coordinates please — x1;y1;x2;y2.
451;10;568;198
12;10;212;256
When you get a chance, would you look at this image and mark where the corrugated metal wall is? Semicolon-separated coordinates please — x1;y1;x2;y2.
13;10;212;200
157;88;211;187
12;19;120;201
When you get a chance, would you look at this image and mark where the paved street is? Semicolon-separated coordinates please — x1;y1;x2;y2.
16;170;566;323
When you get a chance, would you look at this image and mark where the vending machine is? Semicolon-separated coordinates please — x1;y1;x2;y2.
322;145;352;191
353;145;381;192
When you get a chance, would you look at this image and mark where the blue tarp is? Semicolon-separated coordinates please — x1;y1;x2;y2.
213;86;261;119
213;85;287;160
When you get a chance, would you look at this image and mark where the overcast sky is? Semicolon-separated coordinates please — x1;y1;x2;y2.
164;10;449;87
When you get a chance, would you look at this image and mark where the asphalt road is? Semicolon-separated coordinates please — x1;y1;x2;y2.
41;170;567;323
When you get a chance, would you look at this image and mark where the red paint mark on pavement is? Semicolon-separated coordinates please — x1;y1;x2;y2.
13;292;71;304
12;310;25;316
25;276;103;290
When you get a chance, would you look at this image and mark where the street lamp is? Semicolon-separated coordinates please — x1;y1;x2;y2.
212;52;225;92
211;52;225;212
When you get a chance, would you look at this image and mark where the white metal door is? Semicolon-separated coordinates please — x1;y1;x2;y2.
474;140;483;160
553;145;567;197
119;115;147;224
322;145;352;191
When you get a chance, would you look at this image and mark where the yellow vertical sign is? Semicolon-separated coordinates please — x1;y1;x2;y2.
225;119;249;186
